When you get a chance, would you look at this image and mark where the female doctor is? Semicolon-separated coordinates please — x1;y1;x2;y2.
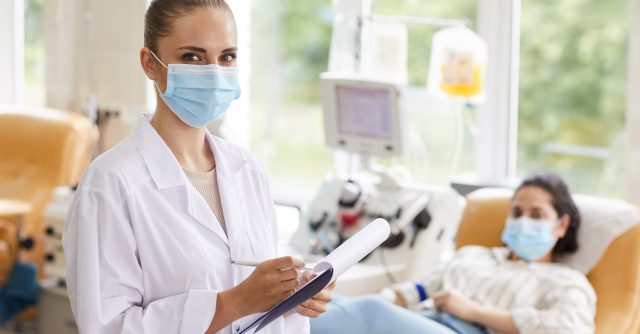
62;0;333;333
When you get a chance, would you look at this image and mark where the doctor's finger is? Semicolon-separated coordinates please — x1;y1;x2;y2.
324;281;336;291
270;256;305;270
302;270;316;280
312;289;333;302
295;305;323;318
302;298;328;312
279;267;302;282
279;278;301;292
297;300;327;316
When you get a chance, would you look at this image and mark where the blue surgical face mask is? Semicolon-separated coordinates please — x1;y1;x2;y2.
501;216;558;261
150;50;241;128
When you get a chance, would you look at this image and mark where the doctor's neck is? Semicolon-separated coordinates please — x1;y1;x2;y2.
150;103;216;173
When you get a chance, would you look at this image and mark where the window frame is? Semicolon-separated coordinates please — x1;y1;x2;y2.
1;0;25;105
626;0;640;204
474;0;521;182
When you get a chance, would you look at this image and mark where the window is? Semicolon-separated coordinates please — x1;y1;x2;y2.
25;0;45;106
250;0;334;189
517;0;628;197
250;0;477;190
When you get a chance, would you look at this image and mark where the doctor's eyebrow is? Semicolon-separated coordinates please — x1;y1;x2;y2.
221;47;238;53
177;46;207;53
176;46;237;54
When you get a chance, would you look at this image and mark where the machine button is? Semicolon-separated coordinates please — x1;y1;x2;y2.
45;253;55;262
45;226;56;236
340;211;360;226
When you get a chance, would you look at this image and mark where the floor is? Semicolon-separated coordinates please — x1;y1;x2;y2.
0;321;36;334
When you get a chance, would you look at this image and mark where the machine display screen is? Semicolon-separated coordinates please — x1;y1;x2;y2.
336;85;392;140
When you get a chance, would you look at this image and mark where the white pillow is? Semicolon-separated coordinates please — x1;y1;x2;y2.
559;194;639;274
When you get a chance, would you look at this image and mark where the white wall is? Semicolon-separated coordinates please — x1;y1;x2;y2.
0;0;25;105
44;0;148;113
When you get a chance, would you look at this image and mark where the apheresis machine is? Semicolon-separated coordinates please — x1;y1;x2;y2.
288;73;464;296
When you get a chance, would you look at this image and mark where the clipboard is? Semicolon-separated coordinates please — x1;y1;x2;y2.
239;218;390;333
239;268;334;334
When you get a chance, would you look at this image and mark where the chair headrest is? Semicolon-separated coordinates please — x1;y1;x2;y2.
563;194;639;273
463;188;639;274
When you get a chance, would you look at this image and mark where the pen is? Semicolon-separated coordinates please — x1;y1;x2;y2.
230;259;313;271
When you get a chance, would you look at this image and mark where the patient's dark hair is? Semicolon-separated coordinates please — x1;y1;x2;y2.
144;0;233;54
515;173;580;259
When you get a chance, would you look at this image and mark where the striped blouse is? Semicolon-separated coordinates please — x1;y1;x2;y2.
397;246;596;334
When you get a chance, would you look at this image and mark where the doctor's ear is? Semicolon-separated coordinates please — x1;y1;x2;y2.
140;48;158;80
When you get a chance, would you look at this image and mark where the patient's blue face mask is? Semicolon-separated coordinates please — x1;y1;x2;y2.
501;216;558;261
150;50;241;128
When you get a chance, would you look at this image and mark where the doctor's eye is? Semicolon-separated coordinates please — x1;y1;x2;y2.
219;53;237;64
182;53;202;62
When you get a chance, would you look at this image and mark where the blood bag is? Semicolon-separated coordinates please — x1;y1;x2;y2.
427;26;487;102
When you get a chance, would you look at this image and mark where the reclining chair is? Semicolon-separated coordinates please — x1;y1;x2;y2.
456;188;640;333
0;106;97;322
0;106;96;270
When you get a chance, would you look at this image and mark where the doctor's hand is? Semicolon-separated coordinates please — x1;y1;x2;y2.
295;270;335;318
232;256;305;315
433;290;482;323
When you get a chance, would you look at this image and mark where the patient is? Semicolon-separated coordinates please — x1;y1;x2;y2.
310;173;596;334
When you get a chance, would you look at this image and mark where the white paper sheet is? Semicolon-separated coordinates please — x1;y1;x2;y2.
313;218;391;282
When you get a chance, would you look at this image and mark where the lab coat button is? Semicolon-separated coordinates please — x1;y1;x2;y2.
235;326;240;332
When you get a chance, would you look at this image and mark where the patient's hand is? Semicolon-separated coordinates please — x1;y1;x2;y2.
394;291;407;308
433;290;482;322
295;271;335;318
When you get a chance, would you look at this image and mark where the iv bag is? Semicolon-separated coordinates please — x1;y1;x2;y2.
427;26;487;102
362;21;408;84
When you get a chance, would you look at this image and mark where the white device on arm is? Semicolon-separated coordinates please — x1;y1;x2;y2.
320;73;407;157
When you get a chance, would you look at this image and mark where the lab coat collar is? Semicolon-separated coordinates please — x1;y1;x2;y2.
204;131;246;180
131;113;246;189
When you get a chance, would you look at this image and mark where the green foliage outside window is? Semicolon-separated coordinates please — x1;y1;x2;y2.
518;0;628;197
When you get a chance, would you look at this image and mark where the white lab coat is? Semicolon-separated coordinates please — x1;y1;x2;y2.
63;114;309;334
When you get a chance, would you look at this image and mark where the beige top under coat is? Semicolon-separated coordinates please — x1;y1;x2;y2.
183;167;227;235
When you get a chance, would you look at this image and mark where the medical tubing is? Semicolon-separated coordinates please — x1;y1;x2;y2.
379;247;397;284
448;101;465;177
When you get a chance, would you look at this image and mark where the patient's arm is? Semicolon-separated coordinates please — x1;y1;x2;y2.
435;286;595;334
394;291;407;308
388;247;481;309
466;305;519;334
387;258;448;309
433;290;519;334
509;286;595;334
